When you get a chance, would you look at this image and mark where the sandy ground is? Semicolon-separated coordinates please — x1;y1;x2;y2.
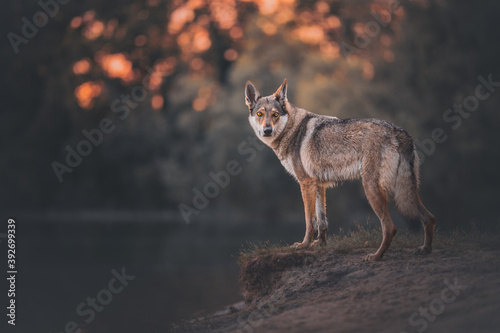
174;248;500;333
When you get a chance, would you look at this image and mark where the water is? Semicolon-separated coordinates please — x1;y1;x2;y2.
4;212;303;332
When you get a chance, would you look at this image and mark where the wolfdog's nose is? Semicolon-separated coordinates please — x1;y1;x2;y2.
263;127;272;136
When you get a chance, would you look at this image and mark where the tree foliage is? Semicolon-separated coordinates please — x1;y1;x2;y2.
2;0;499;227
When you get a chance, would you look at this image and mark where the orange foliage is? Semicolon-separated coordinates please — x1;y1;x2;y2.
99;53;133;81
159;0;402;74
186;0;205;10
224;49;238;61
190;58;204;71
192;27;212;53
255;0;281;16
192;85;217;111
293;25;324;45
229;26;243;39
72;59;92;75
151;95;164;110
383;50;395;62
82;10;96;23
326;15;341;29
147;57;177;90
168;6;195;35
315;1;330;14
103;19;119;39
70;17;82;29
380;34;392;46
75;81;102;109
192;97;206;111
83;20;105;40
362;61;374;80
135;35;148;47
209;0;238;30
69;0;404;110
320;42;340;60
257;19;277;35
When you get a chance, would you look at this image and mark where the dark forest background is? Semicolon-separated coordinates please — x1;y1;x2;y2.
1;1;500;331
2;0;500;227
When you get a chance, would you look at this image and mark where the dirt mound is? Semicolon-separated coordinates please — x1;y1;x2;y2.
239;251;316;304
176;248;500;333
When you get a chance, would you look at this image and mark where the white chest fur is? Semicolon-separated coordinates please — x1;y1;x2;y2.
279;156;297;178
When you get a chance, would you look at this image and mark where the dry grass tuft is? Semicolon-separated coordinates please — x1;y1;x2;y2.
238;224;500;266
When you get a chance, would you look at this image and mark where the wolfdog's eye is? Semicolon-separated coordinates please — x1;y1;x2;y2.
256;112;263;117
273;112;279;117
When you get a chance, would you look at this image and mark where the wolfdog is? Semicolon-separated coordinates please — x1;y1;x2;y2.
244;79;435;260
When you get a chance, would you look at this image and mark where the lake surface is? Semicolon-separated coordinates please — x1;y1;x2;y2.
4;212;304;332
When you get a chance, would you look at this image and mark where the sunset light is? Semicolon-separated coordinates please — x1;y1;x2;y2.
70;16;82;29
72;59;92;75
83;20;105;40
151;94;164;110
74;81;102;109
68;0;405;115
99;53;133;81
209;0;238;30
293;25;324;45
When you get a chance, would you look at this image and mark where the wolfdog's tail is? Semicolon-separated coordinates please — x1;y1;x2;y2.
393;145;421;217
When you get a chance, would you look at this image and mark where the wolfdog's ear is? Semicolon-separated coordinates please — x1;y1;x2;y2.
273;78;288;104
245;81;261;110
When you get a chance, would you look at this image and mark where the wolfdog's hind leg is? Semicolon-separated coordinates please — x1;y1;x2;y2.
363;180;397;260
414;198;435;255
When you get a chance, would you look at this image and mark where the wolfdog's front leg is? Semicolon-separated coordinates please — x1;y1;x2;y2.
291;180;317;249
311;186;328;247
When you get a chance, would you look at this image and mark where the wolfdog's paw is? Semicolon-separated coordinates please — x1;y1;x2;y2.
364;253;383;261
311;239;327;248
413;246;432;255
290;241;310;249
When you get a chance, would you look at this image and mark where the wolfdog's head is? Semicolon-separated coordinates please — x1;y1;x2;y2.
245;79;289;139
